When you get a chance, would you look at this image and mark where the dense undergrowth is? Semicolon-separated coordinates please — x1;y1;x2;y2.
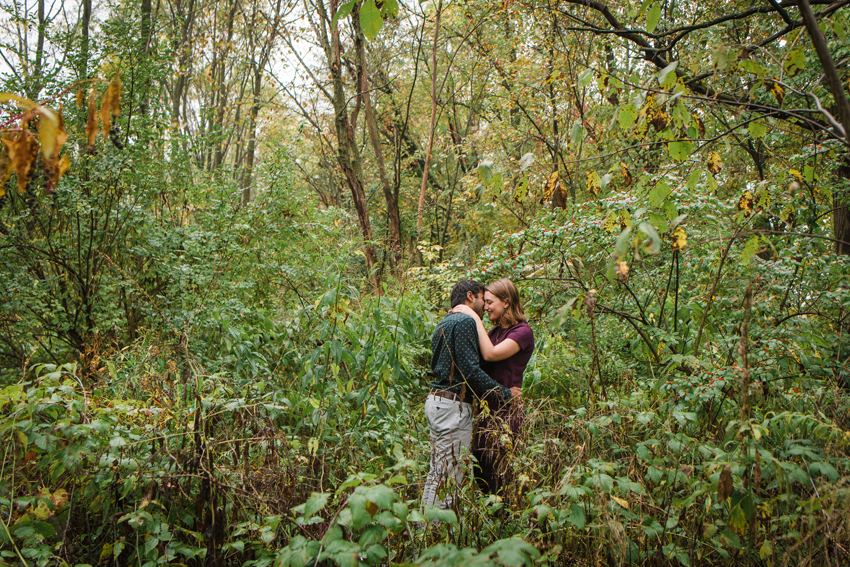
2;188;849;566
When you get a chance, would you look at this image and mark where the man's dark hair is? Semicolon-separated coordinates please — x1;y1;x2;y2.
450;280;485;308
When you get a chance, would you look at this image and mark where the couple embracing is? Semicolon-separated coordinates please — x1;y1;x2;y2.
421;279;534;511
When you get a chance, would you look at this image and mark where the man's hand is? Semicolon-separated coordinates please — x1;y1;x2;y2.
510;387;522;398
449;304;479;320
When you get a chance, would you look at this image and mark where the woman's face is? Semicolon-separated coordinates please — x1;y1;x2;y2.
484;291;508;323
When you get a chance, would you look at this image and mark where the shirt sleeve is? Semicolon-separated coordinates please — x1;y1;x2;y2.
453;317;512;400
506;323;535;352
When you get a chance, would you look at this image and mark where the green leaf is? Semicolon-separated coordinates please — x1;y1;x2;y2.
784;48;806;76
478;160;493;185
686;169;701;189
423;505;457;524
668;140;692;161
662;199;678;220
649;179;671;207
570;121;584;147
741;236;759;265
483;538;541;567
567;504;585;529
749;120;767;139
649;213;668;233
322;525;343;545
332;0;356;26
380;0;399;18
658;60;678;88
589;473;614;493
835;19;847;42
360;484;394;509
638;222;661;254
803;164;815;184
304;492;329;517
809;461;838;481
578;69;594;87
360;0;383;41
646;4;662;34
618;104;638;130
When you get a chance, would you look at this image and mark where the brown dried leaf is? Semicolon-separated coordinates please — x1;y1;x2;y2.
76;88;84;107
86;90;98;149
1;121;39;194
56;106;68;151
649;108;668;131
717;465;733;502
100;76;122;141
543;170;559;202
0;136;12;197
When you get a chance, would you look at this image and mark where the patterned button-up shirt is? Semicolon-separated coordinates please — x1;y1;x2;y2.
429;312;511;401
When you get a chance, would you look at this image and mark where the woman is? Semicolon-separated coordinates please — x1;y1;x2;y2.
451;278;534;495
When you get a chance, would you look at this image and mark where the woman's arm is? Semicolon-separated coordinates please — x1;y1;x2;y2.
451;305;521;361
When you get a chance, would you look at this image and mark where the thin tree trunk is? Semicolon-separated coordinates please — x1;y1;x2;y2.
213;0;239;171
314;0;379;288
416;0;442;236
79;0;91;83
354;16;402;267
240;0;283;204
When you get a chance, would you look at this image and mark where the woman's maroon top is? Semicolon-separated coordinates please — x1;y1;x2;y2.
481;321;535;389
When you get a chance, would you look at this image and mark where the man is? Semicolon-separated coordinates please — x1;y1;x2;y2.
421;280;521;511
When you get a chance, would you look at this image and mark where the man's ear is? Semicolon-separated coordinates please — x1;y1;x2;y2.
466;290;476;303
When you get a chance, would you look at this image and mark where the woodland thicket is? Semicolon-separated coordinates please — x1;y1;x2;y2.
0;0;849;565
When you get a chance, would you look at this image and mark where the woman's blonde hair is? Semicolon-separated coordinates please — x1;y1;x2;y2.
486;278;527;327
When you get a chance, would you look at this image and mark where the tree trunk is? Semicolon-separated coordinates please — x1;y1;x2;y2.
213;0;239;171
241;69;261;206
353;14;402;267
316;0;379;288
797;0;850;255
139;0;154;116
416;0;443;236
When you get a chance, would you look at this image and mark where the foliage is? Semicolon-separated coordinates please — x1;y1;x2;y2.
1;0;850;565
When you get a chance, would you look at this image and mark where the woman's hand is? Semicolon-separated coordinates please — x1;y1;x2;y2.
450;304;479;320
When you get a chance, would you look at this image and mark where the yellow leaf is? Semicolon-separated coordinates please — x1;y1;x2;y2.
769;81;785;104
586;170;601;196
616;260;629;279
737;190;754;215
671;226;687;251
50;488;69;511
707;151;722;175
33;500;51;520
602;211;619;234
36;106;59;160
611;495;630;509
789;168;802;183
99;543;113;563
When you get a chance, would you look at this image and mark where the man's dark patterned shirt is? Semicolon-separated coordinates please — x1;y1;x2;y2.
430;312;511;401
